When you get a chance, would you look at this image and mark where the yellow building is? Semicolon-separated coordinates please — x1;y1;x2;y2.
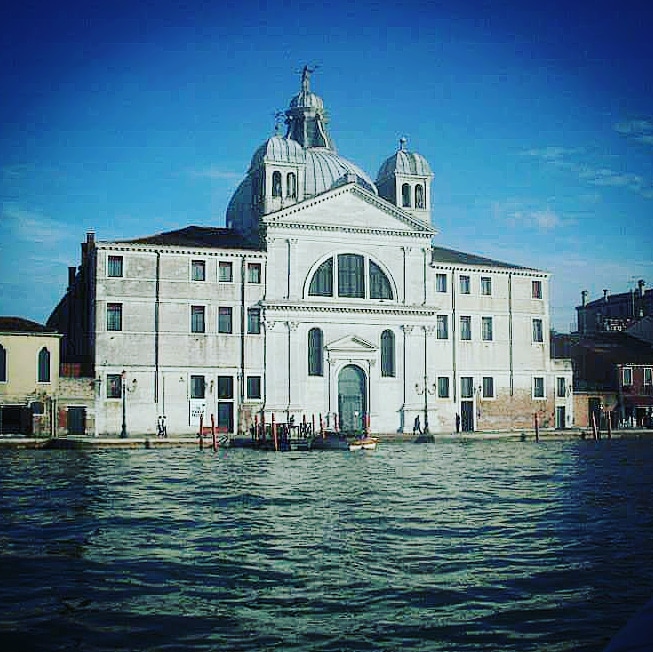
0;317;61;436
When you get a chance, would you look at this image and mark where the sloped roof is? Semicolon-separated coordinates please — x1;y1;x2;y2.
119;226;262;250
431;246;540;271
0;317;58;334
564;331;653;365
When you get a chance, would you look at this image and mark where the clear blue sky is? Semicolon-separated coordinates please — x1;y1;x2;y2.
2;0;652;331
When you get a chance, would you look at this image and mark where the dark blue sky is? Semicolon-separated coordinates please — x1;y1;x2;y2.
2;0;652;329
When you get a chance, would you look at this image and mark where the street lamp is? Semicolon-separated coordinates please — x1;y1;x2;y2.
120;371;137;438
120;371;127;438
415;377;436;434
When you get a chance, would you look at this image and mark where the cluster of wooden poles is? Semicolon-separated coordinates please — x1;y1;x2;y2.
197;414;222;451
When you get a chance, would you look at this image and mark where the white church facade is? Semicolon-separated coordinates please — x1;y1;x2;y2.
48;70;573;437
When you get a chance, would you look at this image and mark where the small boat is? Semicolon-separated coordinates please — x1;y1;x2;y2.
348;437;378;451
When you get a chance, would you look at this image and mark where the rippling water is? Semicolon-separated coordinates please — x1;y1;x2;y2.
1;438;653;651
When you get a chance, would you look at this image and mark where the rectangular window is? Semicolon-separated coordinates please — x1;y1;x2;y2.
622;368;633;386
247;376;262;399
533;377;545;398
218;307;233;334
459;275;471;294
107;374;122;398
191;260;206;281
557;377;566;398
645;368;652;386
482;316;493;341
107;303;122;331
247;308;261;334
108;255;123;277
338;253;365;298
437;376;450;398
247;263;261;284
436;315;449;339
460;315;472;340
461;376;474;399
190;375;205;399
436;273;447;293
482;376;494;398
191;306;205;333
481;276;492;296
532;318;544;343
219;261;233;282
532;280;542;299
218;376;234;399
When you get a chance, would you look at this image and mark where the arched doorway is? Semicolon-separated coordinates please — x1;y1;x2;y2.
338;364;366;433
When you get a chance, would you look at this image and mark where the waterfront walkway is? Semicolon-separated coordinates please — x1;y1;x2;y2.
1;428;651;450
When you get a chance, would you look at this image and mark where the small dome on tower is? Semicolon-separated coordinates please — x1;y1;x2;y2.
289;90;324;110
376;139;432;184
250;136;305;170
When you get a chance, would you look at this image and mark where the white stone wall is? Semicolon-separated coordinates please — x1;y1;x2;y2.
94;244;266;436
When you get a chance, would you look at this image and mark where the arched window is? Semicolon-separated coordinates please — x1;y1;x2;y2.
309;258;334;296
308;328;323;376
338;254;365;298
402;183;411;207
415;184;424;208
308;255;394;301
287;172;297;198
38;347;50;383
272;171;282;197
381;330;395;377
0;344;6;382
370;261;393;299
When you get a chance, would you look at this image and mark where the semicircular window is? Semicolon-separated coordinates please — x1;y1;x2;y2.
308;255;394;300
370;261;392;299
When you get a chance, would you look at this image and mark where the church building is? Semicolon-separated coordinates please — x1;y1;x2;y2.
48;69;573;436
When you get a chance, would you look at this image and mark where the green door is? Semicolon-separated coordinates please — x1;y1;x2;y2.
338;365;366;433
67;407;86;436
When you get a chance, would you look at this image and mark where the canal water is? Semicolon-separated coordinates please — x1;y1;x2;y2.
1;438;652;651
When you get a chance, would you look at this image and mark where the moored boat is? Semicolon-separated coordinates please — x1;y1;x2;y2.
348;437;378;451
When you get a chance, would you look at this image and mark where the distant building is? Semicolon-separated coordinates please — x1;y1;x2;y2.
48;71;572;436
576;280;652;335
0;317;61;436
552;331;653;429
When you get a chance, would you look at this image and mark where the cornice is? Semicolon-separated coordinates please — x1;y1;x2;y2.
429;262;549;277
262;300;440;317
265;222;433;239
95;243;265;259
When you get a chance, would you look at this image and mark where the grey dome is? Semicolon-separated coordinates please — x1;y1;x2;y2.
377;148;432;183
305;148;377;197
290;90;324;110
250;136;305;169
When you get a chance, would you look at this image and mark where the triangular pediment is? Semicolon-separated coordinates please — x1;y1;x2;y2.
263;183;437;236
326;334;378;354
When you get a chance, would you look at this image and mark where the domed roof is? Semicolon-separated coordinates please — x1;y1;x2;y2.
304;148;376;196
376;142;433;182
250;136;305;169
290;90;324;110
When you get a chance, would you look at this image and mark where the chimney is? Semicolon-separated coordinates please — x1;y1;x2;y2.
603;289;609;302
581;290;588;307
638;279;645;317
68;266;76;289
81;231;95;265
